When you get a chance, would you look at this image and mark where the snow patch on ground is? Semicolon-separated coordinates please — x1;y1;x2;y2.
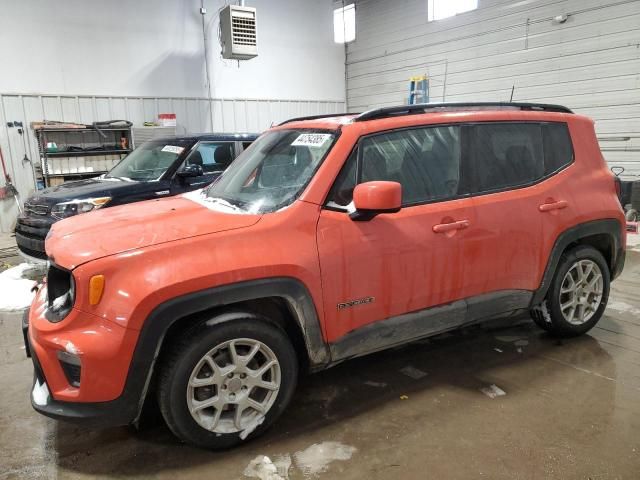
273;455;292;479
0;263;37;311
293;441;357;476
399;365;428;380
480;384;507;399
607;300;640;316
495;335;525;343
364;380;387;388
627;233;640;251
244;455;291;480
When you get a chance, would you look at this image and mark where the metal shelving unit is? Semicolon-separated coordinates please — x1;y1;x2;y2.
34;126;132;187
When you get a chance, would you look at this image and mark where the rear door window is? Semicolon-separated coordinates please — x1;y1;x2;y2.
469;123;544;193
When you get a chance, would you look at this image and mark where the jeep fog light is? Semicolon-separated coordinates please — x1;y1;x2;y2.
57;350;81;387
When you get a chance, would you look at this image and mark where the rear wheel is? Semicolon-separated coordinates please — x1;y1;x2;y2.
532;246;610;337
157;314;298;449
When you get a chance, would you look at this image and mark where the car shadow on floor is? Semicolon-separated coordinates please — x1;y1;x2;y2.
51;316;616;476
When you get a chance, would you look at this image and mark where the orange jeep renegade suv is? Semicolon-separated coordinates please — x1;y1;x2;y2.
25;103;626;449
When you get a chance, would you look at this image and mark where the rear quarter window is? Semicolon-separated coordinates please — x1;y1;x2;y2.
543;123;574;174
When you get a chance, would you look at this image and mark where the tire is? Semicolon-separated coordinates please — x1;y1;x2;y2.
625;208;638;222
532;245;610;337
157;313;298;449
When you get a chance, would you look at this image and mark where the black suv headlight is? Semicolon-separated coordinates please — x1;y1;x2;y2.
45;264;75;322
51;197;111;219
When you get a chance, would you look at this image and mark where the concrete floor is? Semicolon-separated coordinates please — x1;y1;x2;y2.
1;247;639;479
0;232;21;269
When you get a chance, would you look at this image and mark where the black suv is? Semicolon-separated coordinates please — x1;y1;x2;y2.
15;133;258;260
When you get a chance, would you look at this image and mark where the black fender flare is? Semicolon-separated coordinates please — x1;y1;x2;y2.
122;277;329;423
530;218;625;307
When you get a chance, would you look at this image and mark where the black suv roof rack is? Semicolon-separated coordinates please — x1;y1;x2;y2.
278;113;356;126
354;102;573;122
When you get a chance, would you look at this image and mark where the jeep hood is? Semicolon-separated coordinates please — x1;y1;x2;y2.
46;193;261;269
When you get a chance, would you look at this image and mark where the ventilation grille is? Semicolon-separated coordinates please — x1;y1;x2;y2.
24;202;50;216
220;6;258;60
232;15;256;46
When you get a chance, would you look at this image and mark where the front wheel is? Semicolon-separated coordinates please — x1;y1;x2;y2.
532;246;610;337
157;314;298;449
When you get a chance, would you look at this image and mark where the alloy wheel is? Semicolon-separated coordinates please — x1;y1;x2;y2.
559;259;604;325
186;338;281;434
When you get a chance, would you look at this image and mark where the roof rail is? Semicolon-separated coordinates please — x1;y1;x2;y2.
278;113;357;126
354;102;573;122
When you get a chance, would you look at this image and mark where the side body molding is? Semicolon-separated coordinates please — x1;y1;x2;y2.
531;218;625;307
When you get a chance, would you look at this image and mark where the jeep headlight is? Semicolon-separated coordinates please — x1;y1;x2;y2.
51;197;111;219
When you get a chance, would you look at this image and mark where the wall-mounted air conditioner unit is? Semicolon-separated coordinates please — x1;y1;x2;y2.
220;5;258;60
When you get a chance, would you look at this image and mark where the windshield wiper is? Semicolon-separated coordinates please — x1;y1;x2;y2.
208;197;244;212
106;176;134;181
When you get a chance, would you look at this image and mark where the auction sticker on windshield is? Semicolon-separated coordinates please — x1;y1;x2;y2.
291;133;332;148
161;145;185;154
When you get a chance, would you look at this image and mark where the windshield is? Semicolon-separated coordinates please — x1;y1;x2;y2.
105;139;192;181
204;129;336;213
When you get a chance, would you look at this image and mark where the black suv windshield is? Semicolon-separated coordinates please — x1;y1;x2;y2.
106;139;192;181
204;129;336;213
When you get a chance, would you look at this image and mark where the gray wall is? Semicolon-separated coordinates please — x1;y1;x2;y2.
0;0;346;232
346;0;640;174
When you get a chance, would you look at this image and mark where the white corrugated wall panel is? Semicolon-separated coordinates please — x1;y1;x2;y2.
0;94;345;232
345;0;640;175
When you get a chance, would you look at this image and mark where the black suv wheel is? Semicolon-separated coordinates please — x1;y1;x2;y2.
157;314;298;449
532;245;610;337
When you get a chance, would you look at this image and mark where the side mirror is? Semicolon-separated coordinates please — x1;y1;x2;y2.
177;164;204;178
350;181;402;221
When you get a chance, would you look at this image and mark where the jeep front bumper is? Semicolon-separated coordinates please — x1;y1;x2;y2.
25;289;144;427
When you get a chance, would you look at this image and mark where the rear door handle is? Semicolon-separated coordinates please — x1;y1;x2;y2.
539;200;568;212
433;220;470;233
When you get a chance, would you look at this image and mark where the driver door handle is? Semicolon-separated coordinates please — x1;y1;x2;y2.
433;220;470;233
